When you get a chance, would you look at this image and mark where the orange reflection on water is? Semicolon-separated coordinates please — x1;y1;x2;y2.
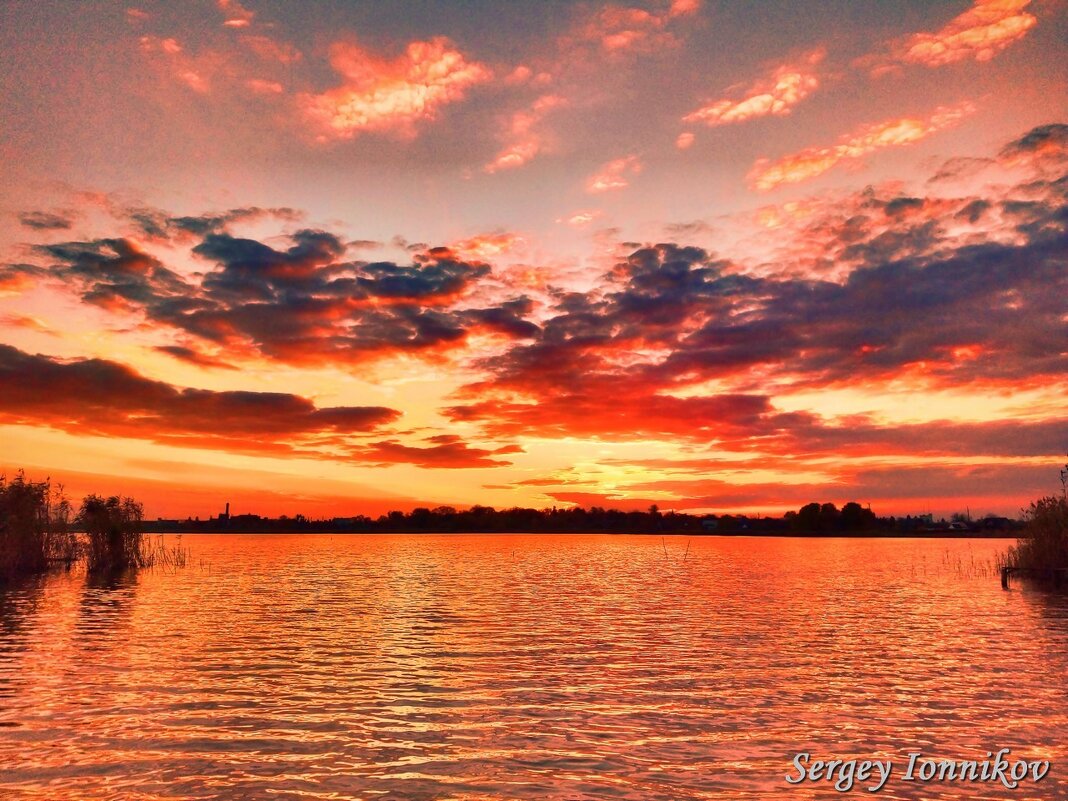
1;534;1066;800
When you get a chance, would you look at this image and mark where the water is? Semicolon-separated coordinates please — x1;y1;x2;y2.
1;535;1066;800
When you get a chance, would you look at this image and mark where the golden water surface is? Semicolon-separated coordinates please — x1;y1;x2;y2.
1;535;1066;800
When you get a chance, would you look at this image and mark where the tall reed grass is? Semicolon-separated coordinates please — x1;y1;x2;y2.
1;471;186;582
1000;495;1068;572
0;472;74;582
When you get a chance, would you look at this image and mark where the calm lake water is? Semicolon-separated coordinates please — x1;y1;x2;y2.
1;535;1066;800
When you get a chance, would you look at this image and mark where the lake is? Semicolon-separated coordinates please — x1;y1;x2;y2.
1;535;1066;800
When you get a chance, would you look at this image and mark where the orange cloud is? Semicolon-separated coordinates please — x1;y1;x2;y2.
676;131;695;149
302;38;491;140
485;94;567;173
668;0;702;17
449;232;524;260
586;154;643;193
871;0;1037;74
683;48;824;128
749;102;976;191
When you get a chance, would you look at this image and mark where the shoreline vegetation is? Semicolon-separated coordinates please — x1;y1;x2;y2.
4;464;1066;585
0;471;186;584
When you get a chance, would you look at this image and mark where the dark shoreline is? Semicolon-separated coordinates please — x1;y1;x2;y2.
144;526;1016;539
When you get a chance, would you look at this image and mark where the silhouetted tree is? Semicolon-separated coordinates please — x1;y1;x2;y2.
840;501;876;531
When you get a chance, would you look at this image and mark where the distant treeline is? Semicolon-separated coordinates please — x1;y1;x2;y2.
145;500;1021;536
0;471;183;583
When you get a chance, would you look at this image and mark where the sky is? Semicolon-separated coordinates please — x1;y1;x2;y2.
0;0;1066;520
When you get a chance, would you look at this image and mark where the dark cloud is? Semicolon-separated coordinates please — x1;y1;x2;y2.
11;226;537;366
448;128;1068;442
5;126;1066;473
1000;124;1068;162
773;417;1068;459
18;211;74;231
356;249;490;300
125;205;304;240
0;344;398;455
169;207;303;237
34;237;188;310
927;156;993;184
154;345;237;370
463;297;541;338
955;199;990;223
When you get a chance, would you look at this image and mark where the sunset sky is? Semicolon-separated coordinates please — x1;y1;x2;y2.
1;0;1066;519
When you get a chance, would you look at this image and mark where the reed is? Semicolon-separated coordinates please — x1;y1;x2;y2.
1;471;187;581
0;471;73;582
1000;494;1068;573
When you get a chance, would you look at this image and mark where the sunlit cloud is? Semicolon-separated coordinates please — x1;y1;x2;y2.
448;232;525;260
586;154;643;193
866;0;1037;75
748;101;976;190
683;48;824;128
301;37;491;140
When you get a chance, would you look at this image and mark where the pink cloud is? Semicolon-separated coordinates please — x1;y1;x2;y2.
301;37;491;140
485;94;567;173
683;48;824;128
748;101;976;191
586;154;643;193
557;210;603;227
